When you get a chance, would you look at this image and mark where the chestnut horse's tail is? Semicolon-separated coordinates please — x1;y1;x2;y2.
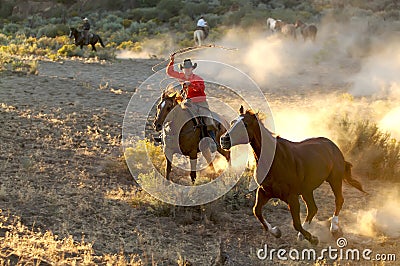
344;161;366;193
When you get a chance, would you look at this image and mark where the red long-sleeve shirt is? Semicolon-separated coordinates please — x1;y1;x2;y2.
166;59;206;102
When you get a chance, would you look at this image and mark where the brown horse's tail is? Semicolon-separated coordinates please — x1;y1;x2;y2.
98;36;105;47
344;161;367;193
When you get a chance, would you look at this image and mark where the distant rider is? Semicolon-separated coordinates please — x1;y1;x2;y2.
196;16;209;38
166;54;218;151
81;17;90;45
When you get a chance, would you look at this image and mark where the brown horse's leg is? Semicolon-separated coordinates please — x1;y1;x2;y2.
328;177;344;235
287;194;318;245
298;191;318;240
189;155;197;184
253;187;281;238
202;147;216;174
165;156;172;181
92;44;96;52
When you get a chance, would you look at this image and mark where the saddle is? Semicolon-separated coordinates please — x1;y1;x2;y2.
181;101;215;139
191;117;210;140
81;32;93;42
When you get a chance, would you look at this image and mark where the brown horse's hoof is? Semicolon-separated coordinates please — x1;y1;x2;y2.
309;235;319;245
270;226;281;238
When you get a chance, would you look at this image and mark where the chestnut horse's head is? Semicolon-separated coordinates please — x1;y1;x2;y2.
221;105;262;150
153;91;183;132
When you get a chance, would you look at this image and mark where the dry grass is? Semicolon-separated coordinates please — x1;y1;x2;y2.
1;57;399;265
0;210;142;265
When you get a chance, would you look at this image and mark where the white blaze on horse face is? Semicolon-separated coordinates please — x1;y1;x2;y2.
227;116;249;146
160;100;166;109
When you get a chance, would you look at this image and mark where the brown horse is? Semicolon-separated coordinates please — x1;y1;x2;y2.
275;21;297;39
220;106;366;245
295;20;317;42
69;27;105;51
153;91;230;183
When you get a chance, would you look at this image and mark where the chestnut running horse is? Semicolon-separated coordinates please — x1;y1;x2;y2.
221;106;365;245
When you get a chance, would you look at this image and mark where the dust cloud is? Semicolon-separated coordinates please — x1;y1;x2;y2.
116;35;174;59
193;15;400;142
348;187;400;238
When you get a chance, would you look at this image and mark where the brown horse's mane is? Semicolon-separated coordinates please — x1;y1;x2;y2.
245;109;279;138
163;91;184;104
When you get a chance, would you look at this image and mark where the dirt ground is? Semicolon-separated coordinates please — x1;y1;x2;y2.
0;55;399;265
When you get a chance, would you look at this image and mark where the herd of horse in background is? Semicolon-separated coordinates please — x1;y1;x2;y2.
69;17;317;50
267;17;318;41
194;17;318;46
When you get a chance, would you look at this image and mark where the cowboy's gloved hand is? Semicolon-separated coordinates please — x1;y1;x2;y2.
169;53;176;60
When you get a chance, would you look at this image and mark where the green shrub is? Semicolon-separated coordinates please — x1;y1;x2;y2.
222;9;247;26
240;10;268;28
168;15;193;32
108;31;131;45
2;23;20;35
332;115;400;181
0;33;9;45
127;21;141;34
269;8;298;23
102;22;123;32
156;0;182;19
202;13;222;28
104;14;123;24
128;7;159;22
180;2;210;19
37;24;69;38
0;0;13;18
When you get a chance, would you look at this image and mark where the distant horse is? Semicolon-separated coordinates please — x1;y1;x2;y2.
275;21;297;39
295;20;317;42
153;90;230;183
194;27;209;46
266;17;281;32
221;106;366;245
69;27;105;52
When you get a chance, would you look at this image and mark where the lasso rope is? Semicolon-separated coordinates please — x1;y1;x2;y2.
151;44;238;73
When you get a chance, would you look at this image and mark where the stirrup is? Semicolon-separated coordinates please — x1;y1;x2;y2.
153;135;162;143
